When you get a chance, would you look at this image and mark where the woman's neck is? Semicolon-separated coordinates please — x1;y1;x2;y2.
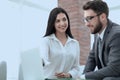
55;32;67;46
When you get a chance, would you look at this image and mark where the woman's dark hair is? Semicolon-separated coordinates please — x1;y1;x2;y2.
44;7;73;38
83;0;109;17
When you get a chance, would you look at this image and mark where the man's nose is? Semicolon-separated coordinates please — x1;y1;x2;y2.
85;21;90;27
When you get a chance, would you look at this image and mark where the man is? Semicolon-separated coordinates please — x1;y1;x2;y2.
80;0;120;80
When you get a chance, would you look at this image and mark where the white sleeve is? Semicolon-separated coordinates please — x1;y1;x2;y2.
68;41;80;78
80;74;85;79
39;38;50;66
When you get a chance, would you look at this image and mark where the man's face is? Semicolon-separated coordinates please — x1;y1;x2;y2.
83;9;103;34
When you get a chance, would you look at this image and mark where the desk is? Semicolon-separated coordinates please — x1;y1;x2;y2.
44;78;81;80
45;78;74;80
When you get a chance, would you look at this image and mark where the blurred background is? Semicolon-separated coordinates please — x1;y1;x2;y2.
0;0;120;80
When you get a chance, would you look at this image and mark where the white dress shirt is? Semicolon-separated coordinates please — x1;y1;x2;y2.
99;27;106;40
40;34;80;79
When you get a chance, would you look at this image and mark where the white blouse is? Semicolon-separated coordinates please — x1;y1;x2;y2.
40;34;80;79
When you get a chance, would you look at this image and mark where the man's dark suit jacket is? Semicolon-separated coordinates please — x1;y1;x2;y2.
83;20;120;80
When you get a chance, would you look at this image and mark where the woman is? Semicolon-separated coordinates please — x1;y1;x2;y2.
40;7;80;79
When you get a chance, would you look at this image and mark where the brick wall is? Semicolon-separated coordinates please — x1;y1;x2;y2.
58;0;90;65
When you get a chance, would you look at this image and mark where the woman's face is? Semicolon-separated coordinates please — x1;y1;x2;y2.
54;13;68;34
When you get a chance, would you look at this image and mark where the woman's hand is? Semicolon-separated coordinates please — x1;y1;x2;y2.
55;72;71;78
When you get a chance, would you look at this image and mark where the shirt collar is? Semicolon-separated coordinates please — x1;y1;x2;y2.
48;33;75;42
98;27;106;40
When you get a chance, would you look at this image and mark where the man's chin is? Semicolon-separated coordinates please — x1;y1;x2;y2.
91;31;95;34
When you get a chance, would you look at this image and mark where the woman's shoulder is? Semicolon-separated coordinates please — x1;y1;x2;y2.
68;37;79;44
40;34;54;42
68;36;78;42
73;39;80;45
40;36;50;44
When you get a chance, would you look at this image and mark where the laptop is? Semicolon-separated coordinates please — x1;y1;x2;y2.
20;48;44;80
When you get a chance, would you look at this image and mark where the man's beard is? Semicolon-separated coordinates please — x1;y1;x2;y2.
92;19;102;34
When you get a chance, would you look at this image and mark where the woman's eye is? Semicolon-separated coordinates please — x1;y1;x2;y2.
63;18;66;21
56;20;60;23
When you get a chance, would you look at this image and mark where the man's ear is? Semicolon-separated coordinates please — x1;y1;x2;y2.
100;13;106;21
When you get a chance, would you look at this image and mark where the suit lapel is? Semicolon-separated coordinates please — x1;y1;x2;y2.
101;20;113;62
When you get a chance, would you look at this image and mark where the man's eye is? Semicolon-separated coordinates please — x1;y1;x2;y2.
87;16;94;20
